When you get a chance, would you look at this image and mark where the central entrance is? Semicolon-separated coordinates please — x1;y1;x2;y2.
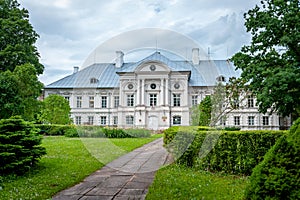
148;115;158;130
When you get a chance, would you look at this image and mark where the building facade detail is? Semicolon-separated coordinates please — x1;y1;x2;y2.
44;50;291;130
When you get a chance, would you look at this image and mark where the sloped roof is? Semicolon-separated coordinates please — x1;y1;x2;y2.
45;52;241;88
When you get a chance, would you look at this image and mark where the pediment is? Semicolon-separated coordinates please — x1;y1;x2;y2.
135;61;171;73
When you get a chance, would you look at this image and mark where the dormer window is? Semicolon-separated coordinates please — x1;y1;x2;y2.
216;75;225;82
90;78;98;84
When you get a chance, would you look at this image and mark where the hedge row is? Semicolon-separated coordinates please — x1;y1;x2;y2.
164;127;286;175
34;124;151;138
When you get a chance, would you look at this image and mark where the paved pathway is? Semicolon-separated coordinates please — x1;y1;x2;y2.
52;138;171;200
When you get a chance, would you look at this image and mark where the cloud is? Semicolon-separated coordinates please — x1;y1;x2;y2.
18;0;261;85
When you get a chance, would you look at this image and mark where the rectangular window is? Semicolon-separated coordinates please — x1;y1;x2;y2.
101;96;107;108
113;116;118;125
173;94;181;107
263;116;269;126
248;95;254;108
248;116;255;126
75;116;81;125
127;94;134;107
173;116;181;125
100;116;107;125
149;94;157;106
114;96;119;108
88;116;94;125
89;96;94;108
192;95;198;106
64;96;70;102
76;96;82;108
126;115;134;125
220;116;226;126
232;98;239;109
234;116;240;126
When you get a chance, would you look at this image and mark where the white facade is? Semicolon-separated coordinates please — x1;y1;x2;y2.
44;50;291;130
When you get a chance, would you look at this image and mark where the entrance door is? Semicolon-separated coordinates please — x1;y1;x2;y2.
148;115;158;130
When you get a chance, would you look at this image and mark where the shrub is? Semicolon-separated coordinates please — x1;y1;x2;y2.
0;116;46;174
65;126;151;138
163;127;285;175
34;124;75;136
124;129;151;138
245;118;300;199
224;126;241;131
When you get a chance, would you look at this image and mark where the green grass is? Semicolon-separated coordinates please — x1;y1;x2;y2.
0;135;161;200
146;164;249;200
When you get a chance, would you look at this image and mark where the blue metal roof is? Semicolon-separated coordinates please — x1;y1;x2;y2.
45;52;241;88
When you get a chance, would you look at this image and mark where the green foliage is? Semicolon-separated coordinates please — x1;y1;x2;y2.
0;64;43;121
199;96;212;126
0;0;43;74
163;127;285;175
0;116;46;174
231;0;300;117
39;94;71;125
245;119;300;199
34;124;74;136
224;126;241;131
0;70;21;118
147;164;248;200
14;64;43;121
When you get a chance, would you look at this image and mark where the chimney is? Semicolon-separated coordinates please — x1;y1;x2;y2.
115;51;124;68
192;48;200;65
73;66;79;73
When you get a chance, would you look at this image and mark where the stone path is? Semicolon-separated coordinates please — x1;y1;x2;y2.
52;138;171;200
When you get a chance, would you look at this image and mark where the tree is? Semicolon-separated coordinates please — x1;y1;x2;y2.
0;116;46;174
245;118;300;199
198;96;212;126
0;70;22;118
0;0;43;74
40;94;71;125
231;0;300;118
0;64;43;121
14;64;44;121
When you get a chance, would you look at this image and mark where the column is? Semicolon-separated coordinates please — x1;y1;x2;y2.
165;79;169;105
137;79;140;105
141;79;145;105
160;79;164;106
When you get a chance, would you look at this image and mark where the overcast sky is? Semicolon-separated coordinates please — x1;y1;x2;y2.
18;0;261;85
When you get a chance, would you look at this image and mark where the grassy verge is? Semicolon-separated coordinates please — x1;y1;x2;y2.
146;164;249;200
0;135;161;200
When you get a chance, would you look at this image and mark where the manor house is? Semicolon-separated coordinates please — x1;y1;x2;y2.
44;48;290;130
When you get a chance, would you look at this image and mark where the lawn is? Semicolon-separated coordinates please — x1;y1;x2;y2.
146;164;249;200
0;135;161;200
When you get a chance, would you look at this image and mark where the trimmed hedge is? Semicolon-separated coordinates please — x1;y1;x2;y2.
34;124;75;136
35;124;152;138
164;127;286;175
245;118;300;199
0;116;46;174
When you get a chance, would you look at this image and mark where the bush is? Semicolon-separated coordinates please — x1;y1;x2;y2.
64;126;151;138
34;124;76;136
245;118;300;199
163;127;285;175
224;126;241;131
0;116;46;174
